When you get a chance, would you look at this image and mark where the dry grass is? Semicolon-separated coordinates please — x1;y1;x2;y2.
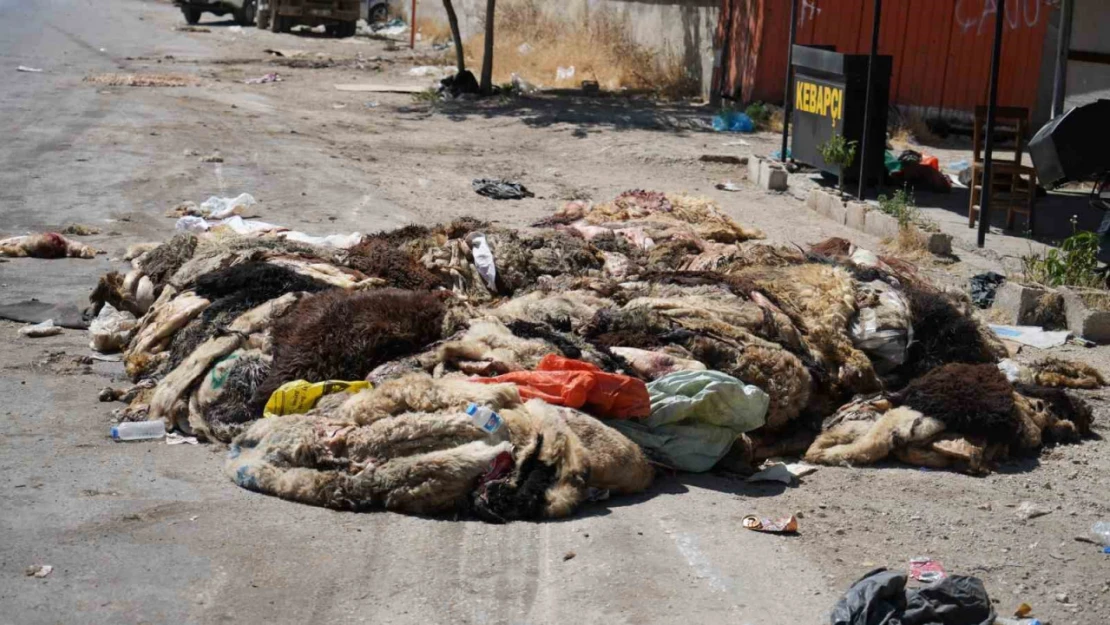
414;15;454;45
84;73;198;87
890;107;940;148
890;226;929;257
463;0;699;98
767;107;785;133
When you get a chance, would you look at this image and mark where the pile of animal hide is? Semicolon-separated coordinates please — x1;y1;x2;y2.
88;190;1104;521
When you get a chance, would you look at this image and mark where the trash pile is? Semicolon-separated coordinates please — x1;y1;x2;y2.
87;191;1103;521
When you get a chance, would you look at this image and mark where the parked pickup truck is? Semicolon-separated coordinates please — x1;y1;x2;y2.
174;0;257;25
257;0;380;37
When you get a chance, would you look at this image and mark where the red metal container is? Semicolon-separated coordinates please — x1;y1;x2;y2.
716;0;1055;115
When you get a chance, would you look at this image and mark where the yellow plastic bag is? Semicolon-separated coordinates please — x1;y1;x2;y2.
263;380;370;417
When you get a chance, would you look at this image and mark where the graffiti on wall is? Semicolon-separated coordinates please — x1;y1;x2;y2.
955;0;1059;36
800;0;821;25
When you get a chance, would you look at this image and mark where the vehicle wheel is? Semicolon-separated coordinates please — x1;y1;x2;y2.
235;0;257;25
270;13;286;33
324;23;338;37
182;7;202;24
256;7;271;29
369;4;388;24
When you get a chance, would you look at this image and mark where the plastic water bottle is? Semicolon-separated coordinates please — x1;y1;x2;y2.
110;420;166;441
466;403;503;434
1093;520;1110;547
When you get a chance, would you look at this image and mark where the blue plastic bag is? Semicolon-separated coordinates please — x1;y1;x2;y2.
712;111;755;133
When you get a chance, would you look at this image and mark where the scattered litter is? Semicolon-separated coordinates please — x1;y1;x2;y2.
1092;520;1110;546
476;354;650;420
1014;603;1033;618
517;43;533;55
369;18;407;36
466;403;505;434
228;25;244;34
198;152;224;163
908;557;947;583
19;319;62;338
472;178;534;200
1068;336;1095;348
166;432;199;445
25;565;52;578
997;359;1033;384
264;380;371;417
244;73;282;85
334;83;427;93
556;65;576;81
563;551;576;561
1016;501;1052;521
408;65;453;77
88;303;138;353
970;272;1006;308
510;73;538;94
0;233;98;258
469;234;498;290
110;420;166;441
716;181;742;192
190;515;199;521
830;570;994;625
1054;592;1068;603
61;223;101;236
84;73;196;87
747;461;818;485
989;325;1069;349
712;111;754;133
88;353;121;363
699;154;747;165
722;140;751;147
17;66;44;73
741;515;798;534
198;193;257;219
365;101;380;108
174;25;211;32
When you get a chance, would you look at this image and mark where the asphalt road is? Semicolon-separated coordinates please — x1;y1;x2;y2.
0;1;835;623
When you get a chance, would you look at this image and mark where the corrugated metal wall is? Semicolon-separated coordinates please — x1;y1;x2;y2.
717;0;1057;115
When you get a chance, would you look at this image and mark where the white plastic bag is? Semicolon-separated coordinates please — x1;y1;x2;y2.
470;234;498;291
89;303;138;353
199;193;256;219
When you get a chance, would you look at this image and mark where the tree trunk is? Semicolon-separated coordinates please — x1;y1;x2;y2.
442;0;465;74
479;0;496;94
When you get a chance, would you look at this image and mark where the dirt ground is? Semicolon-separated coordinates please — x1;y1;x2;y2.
2;1;1109;624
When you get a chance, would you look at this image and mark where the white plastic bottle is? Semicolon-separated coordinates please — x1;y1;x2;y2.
465;403;503;434
110;420;166;441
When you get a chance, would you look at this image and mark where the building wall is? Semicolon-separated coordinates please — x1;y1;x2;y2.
1064;0;1110;108
397;0;720;98
719;0;1059;117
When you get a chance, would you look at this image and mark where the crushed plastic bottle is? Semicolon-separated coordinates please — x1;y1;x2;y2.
110;420;166;441
465;403;503;434
1092;520;1110;547
994;619;1042;625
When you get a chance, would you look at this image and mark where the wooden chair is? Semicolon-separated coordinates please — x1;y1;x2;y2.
967;105;1038;233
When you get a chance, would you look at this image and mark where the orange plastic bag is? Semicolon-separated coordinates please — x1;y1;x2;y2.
475;354;650;419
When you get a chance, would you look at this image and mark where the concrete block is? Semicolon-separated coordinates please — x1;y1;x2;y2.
992;282;1048;325
864;211;900;239
806;188;823;212
747;157;761;184
818;192;847;225
1061;288;1110;343
846;201;868;231
763;163;789;191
